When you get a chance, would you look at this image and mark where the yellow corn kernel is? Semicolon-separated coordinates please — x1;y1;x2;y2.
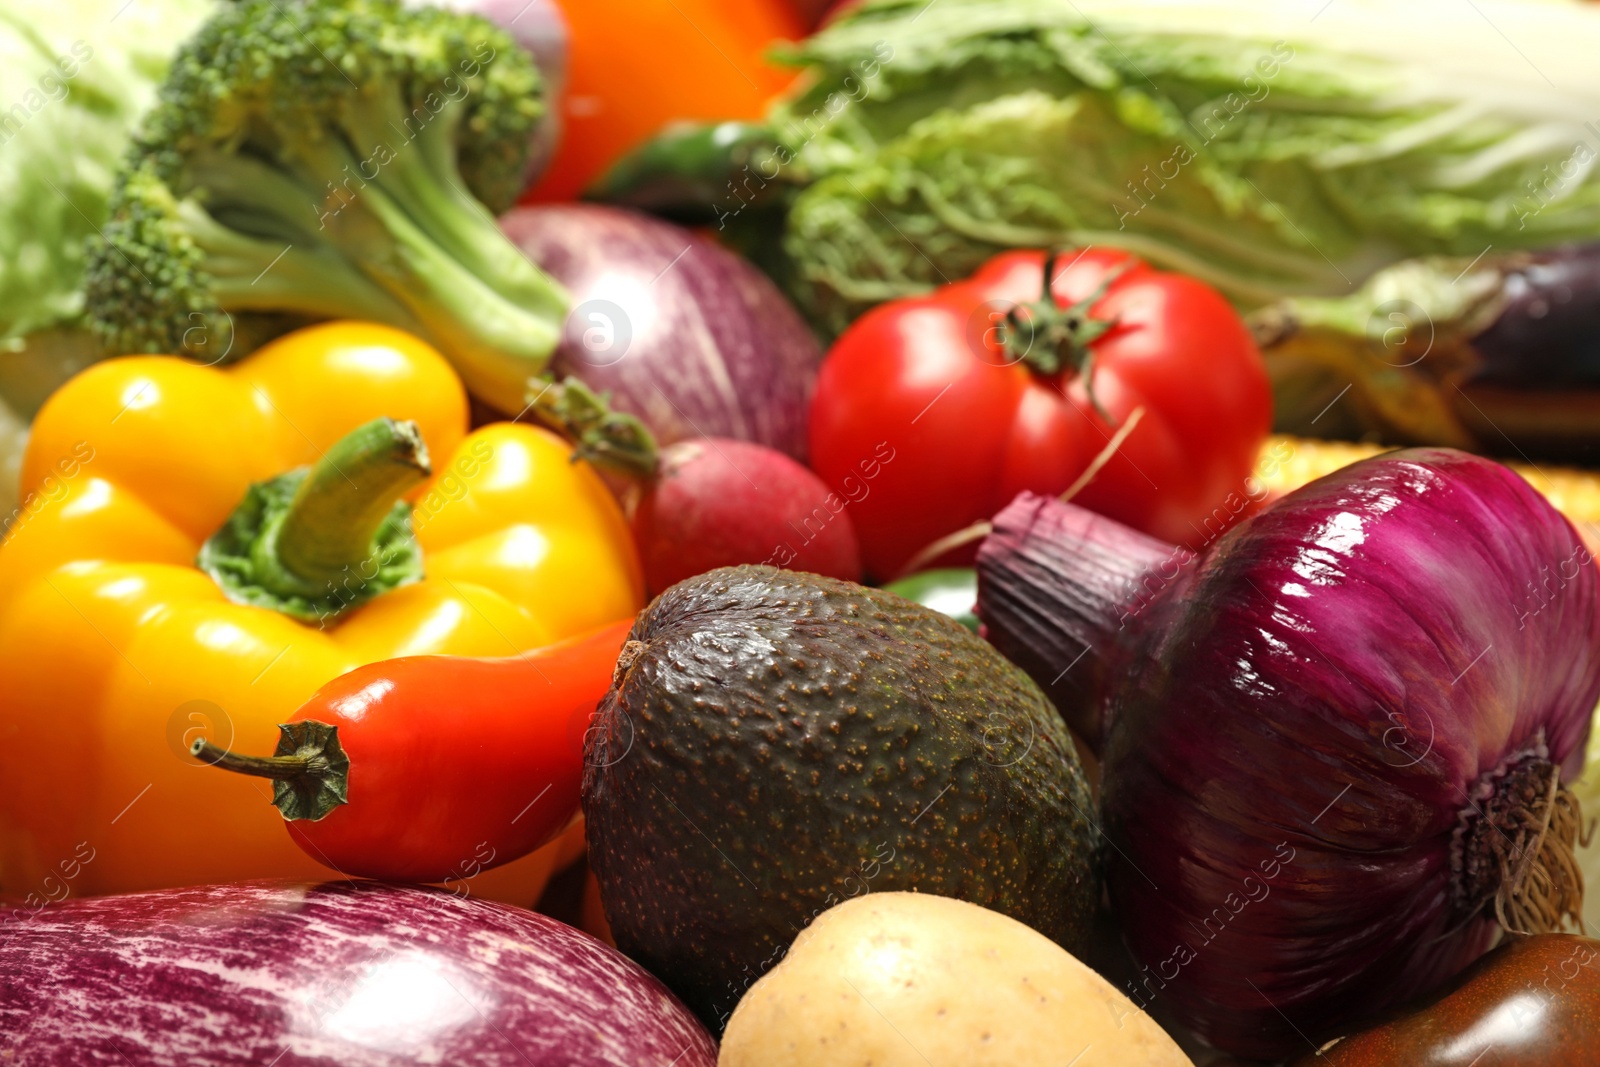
1259;435;1600;552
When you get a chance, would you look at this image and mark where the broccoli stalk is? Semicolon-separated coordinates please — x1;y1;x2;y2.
85;0;567;413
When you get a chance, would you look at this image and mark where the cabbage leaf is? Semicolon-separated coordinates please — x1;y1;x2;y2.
771;0;1600;332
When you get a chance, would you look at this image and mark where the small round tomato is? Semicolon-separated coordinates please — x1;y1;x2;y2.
808;248;1272;580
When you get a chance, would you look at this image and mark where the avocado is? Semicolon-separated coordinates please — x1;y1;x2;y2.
582;566;1100;1031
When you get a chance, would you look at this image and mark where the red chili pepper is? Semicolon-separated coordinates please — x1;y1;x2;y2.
196;620;632;883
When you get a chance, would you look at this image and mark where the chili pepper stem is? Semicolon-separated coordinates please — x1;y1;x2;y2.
191;738;320;780
191;722;350;822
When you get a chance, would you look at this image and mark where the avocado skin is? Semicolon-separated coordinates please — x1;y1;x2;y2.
583;566;1100;1031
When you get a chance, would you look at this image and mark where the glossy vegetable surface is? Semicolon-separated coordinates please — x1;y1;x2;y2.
198;621;632;883
631;437;861;593
527;376;859;593
977;449;1600;1058
809;248;1270;579
1253;436;1600;555
525;0;801;201
0;323;642;901
0;880;718;1066
502;205;823;458
1298;934;1600;1066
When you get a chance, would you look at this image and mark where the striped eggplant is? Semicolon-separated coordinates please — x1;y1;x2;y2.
500;204;824;461
0;880;716;1067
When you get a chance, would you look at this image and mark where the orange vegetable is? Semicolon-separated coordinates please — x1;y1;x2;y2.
527;0;803;202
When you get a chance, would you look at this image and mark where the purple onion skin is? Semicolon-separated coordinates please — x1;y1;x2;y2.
500;204;823;460
976;498;1191;752
0;880;716;1067
979;448;1600;1059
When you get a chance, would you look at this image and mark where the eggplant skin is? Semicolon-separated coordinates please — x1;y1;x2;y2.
501;204;824;462
0;880;715;1067
1473;243;1600;388
1298;935;1600;1066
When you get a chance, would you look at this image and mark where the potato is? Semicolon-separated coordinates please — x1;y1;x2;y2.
719;891;1193;1067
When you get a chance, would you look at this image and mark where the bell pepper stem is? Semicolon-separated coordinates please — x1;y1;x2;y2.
274;418;431;587
198;418;431;624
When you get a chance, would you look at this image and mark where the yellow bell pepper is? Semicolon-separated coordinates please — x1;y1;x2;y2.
0;321;642;904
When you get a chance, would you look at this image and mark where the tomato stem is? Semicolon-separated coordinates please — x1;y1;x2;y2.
1002;250;1129;424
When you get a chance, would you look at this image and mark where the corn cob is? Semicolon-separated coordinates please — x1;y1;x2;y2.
1257;436;1600;553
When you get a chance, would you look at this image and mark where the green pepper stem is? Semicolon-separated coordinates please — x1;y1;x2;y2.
197;418;431;624
274;418;431;588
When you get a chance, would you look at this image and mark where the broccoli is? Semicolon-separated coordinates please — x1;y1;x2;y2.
84;0;566;413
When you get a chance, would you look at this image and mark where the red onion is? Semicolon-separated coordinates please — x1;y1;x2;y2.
976;448;1600;1059
501;204;823;459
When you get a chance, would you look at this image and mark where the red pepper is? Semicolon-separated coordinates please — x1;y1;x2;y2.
197;621;631;883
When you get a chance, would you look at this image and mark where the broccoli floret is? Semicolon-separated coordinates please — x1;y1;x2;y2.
84;0;566;411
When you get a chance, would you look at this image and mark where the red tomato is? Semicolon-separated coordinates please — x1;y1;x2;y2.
808;249;1272;580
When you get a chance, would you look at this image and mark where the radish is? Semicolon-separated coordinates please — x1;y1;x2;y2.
530;378;861;595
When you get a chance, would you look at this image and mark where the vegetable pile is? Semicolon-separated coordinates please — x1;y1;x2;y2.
4;1;1600;1065
749;0;1600;328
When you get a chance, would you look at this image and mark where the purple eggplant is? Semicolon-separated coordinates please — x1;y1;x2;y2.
1252;242;1600;463
500;204;823;460
0;880;717;1067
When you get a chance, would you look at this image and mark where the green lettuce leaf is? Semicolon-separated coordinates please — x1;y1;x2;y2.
0;0;214;347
